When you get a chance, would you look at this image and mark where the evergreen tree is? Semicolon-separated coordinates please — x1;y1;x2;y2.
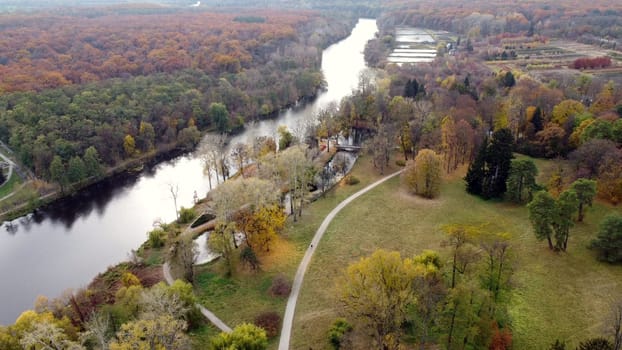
465;137;488;196
0;169;5;184
503;71;516;88
404;79;419;98
531;106;543;132
483;128;514;199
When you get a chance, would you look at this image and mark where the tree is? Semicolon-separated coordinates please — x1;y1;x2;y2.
109;315;190;350
209;102;230;134
198;133;228;188
339;250;417;350
465;137;488;196
277;125;295;150
209;323;268;350
441;117;458;173
123;134;136;157
168;183;179;220
168;235;197;283
277;145;314;221
137;121;155;152
83;146;103;179
527;191;557;250
231;142;251;178
328;318;353;350
551;99;585;126
506;158;538;203
49;155;67;191
570;178;597;222
577;338;613;350
528;190;579;251
442;224;481;288
237;204;286;252
365;124;394;175
402;149;442;199
81;311;111;350
20;319;85;350
479;232;511;301
208;222;237;276
483;128;514;199
67;156;86;184
590;214;622;263
410;250;446;350
553;189;578;251
502;71;515;88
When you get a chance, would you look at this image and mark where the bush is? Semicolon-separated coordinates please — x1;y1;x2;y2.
590;214;622;263
395;159;406;167
577;338;613;350
148;228;166;248
328;318;352;349
254;311;281;338
269;274;291;297
344;175;360;185
240;246;260;271
121;272;141;287
178;206;196;224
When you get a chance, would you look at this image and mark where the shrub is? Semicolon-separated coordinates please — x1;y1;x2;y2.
590;214;622;263
269;274;291;297
328;318;352;349
549;339;566;350
254;311;281;338
121;272;141;287
577;338;613;350
178;206;196;224
148;228;166;248
344;175;360;185
395;159;406;167
240;246;260;271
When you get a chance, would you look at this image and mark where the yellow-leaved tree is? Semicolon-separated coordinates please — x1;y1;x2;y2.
338;249;418;350
403;149;442;198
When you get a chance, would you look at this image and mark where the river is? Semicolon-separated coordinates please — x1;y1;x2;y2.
0;18;377;325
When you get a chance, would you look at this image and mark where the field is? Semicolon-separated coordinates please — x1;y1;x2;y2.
287;156;622;349
485;39;622;87
190;153;622;349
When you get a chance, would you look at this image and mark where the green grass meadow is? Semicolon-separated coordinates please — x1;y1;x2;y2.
193;154;622;349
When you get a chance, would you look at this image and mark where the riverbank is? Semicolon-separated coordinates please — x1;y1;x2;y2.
0;88;328;223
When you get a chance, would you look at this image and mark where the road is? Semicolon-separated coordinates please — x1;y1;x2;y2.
278;169;403;350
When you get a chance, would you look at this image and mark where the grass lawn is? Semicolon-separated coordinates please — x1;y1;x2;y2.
290;159;622;350
191;154;402;349
0;170;20;198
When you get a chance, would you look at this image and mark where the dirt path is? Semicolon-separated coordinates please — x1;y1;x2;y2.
162;262;232;333
278;169;403;350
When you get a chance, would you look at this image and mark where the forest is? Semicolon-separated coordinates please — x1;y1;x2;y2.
0;9;353;188
1;0;622;349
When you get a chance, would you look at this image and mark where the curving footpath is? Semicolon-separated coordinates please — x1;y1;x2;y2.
278;169;403;350
163;262;232;333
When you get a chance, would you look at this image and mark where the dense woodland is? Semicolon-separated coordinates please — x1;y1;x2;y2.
2;0;622;349
0;9;353;186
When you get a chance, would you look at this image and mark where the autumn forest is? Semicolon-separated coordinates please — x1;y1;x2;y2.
1;0;622;350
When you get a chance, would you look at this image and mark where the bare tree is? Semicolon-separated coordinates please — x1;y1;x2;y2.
81;311;111;350
168;235;197;283
230;142;251;178
168;183;179;220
